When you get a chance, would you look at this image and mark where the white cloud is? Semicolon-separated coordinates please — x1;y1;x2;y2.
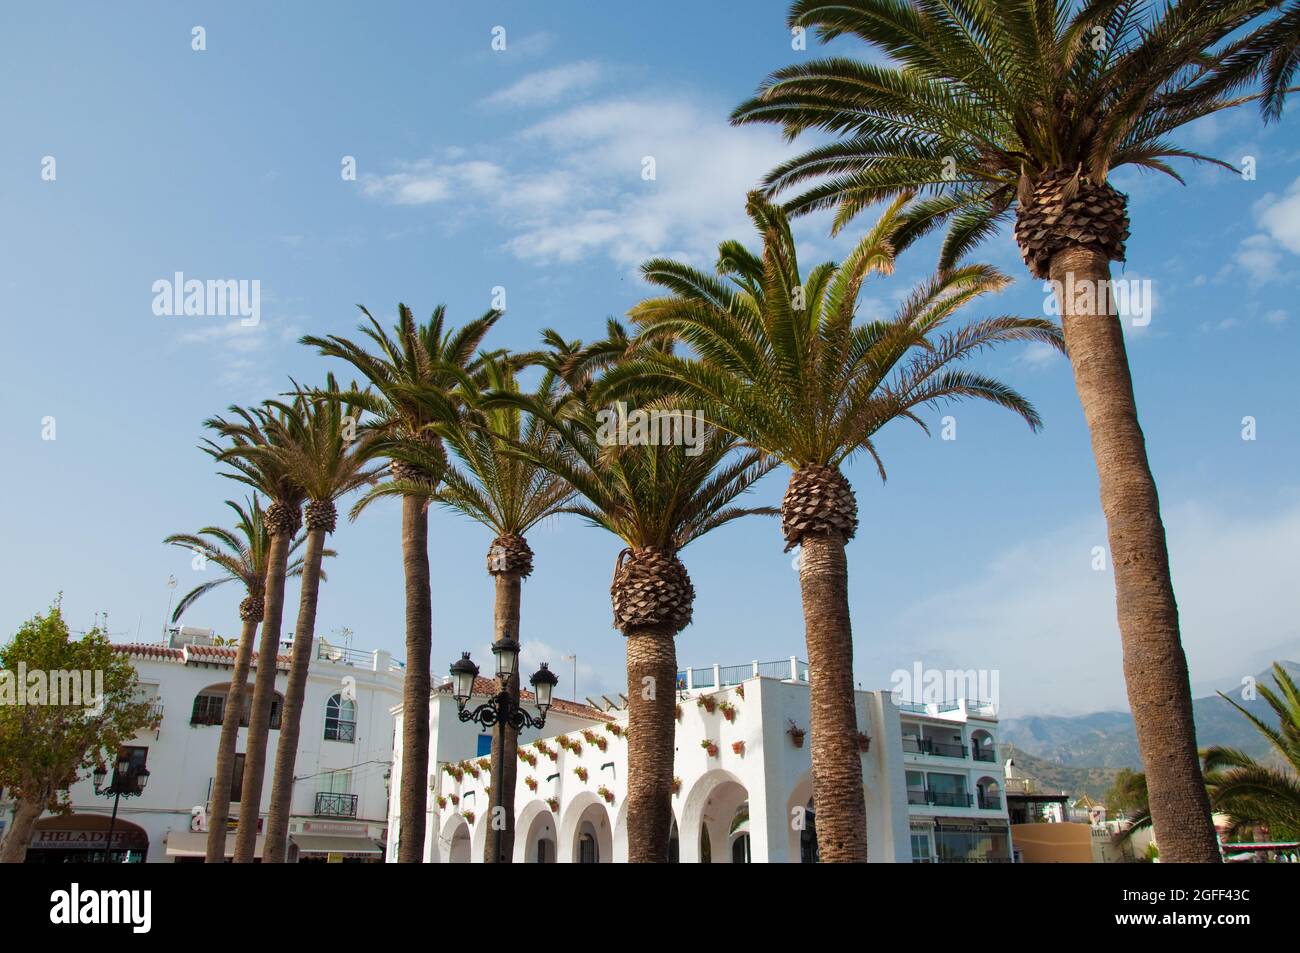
484;61;602;108
869;497;1300;717
361;95;798;270
1254;177;1300;253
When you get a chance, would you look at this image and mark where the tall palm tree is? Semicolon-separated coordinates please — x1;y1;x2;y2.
258;376;381;863
609;195;1059;861
1203;664;1300;840
731;0;1296;862
503;345;778;862
389;356;573;862
164;497;317;862
204;400;308;862
303;303;501;862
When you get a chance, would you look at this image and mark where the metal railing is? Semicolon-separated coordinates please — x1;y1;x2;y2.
925;790;974;808
973;748;996;762
903;737;968;759
978;796;1003;811
314;792;358;818
676;658;812;690
717;664;752;686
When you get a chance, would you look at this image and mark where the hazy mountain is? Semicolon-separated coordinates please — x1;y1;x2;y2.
1001;661;1298;773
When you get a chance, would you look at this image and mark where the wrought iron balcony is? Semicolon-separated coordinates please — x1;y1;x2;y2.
903;737;968;759
314;792;358;818
978;796;1003;811
973;748;997;762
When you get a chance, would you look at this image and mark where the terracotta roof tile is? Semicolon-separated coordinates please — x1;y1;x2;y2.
113;642;291;670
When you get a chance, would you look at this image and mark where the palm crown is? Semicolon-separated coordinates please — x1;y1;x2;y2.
302;304;503;489
608;193;1061;476
429;356;575;541
732;0;1297;266
163;497;318;622
1204;663;1300;838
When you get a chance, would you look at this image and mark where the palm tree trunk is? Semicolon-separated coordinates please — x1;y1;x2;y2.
205;610;259;862
484;571;522;863
398;494;432;862
624;626;677;863
232;524;292;863
1051;245;1220;863
799;533;868;862
262;523;329;863
0;798;43;864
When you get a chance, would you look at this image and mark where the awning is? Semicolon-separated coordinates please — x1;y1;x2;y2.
165;829;266;858
290;834;383;856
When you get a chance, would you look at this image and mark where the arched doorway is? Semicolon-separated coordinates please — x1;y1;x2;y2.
785;772;819;863
558;793;612;863
440;816;471;864
515;801;558;864
681;770;749;863
26;814;149;863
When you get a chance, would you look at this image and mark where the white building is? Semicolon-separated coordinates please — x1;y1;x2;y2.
388;656;1012;863
18;626;402;863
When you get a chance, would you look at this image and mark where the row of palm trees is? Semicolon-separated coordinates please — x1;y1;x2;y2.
165;0;1296;863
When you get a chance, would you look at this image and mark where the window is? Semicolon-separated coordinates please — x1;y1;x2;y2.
536;839;551;863
324;694;356;742
578;833;598;864
476;734;493;757
191;693;224;726
191;687;282;729
911;832;933;863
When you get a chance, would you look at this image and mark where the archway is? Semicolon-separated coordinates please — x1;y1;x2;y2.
611;795;680;862
558;792;612;863
785;771;818;863
680;769;748;863
970;729;996;763
514;800;558;864
440;815;472;864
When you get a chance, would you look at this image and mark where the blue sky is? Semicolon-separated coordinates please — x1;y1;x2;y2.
3;2;1299;716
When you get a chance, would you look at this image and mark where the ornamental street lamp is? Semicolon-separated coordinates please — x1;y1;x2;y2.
448;646;558;863
93;754;149;863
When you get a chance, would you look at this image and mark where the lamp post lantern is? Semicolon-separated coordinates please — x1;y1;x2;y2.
93;754;149;863
448;649;558;863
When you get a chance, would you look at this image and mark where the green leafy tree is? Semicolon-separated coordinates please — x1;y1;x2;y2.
0;602;159;863
611;196;1056;861
731;0;1297;861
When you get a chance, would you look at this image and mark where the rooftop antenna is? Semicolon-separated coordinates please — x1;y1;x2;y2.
562;653;577;700
162;575;178;638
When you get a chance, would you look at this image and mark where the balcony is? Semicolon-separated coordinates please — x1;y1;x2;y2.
978;796;1003;811
314;792;358;818
675;657;810;690
908;789;974;808
903;737;968;759
973;748;997;763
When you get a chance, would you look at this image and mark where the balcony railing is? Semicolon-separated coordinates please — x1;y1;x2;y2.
978;796;1003;811
675;658;811;691
925;790;974;808
973;748;996;762
314;792;358;818
903;738;968;759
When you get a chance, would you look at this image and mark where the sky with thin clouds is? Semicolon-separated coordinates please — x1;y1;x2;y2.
2;1;1298;717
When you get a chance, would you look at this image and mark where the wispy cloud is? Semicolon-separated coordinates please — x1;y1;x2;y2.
360;95;799;270
483;61;602;108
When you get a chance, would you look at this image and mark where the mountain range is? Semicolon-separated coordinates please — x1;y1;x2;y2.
998;661;1297;798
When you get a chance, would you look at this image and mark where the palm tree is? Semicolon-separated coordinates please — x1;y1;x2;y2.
503;343;778;862
610;195;1059;861
388;356;573;862
1204;664;1300;840
257;376;381;864
730;0;1296;862
163;497;317;862
303;303;501;862
204;400;308;862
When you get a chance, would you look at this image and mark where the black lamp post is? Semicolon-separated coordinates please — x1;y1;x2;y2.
92;755;149;863
449;643;558;862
